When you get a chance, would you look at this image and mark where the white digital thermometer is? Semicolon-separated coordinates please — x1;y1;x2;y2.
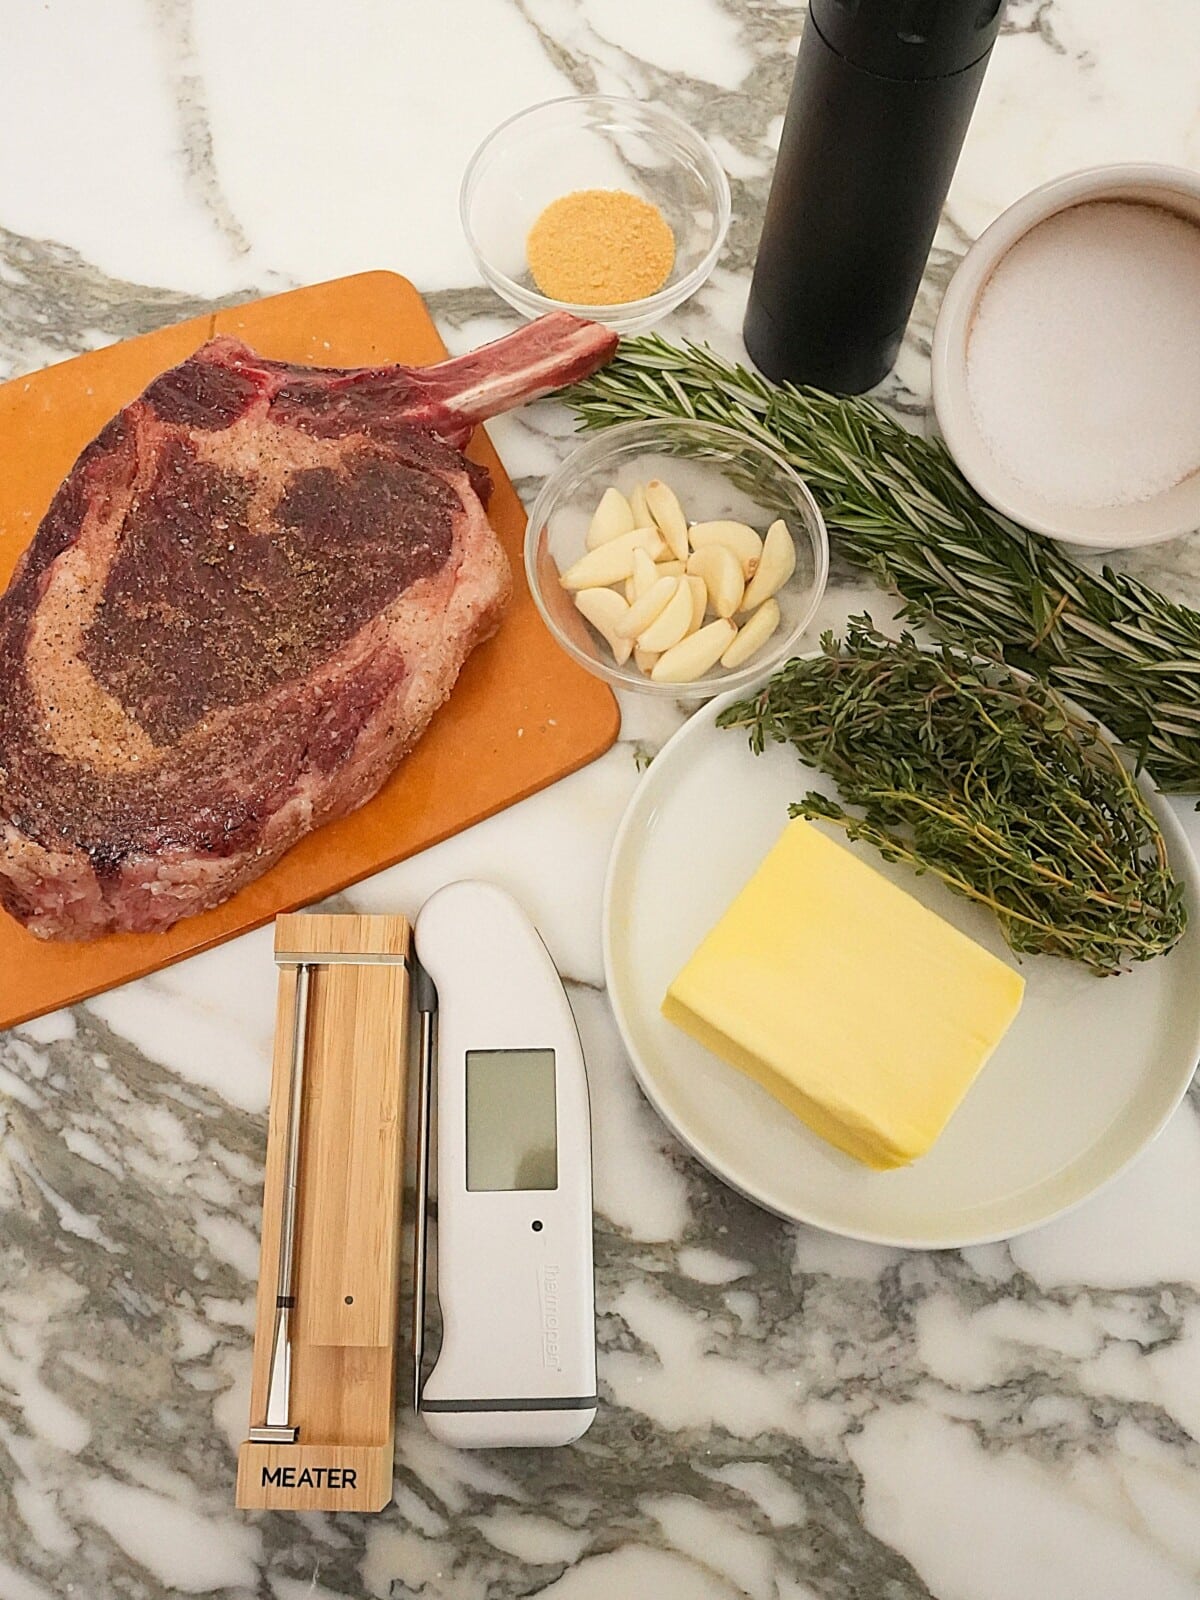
413;881;596;1448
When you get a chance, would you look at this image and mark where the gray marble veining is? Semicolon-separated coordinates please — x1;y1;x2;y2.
0;2;1198;1597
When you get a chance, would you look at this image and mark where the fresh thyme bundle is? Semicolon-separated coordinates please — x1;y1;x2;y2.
570;337;1200;793
718;624;1186;975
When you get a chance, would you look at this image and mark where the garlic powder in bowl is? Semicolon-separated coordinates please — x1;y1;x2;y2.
526;189;675;306
461;95;730;336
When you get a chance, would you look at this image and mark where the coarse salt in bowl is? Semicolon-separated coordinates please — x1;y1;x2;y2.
461;96;731;336
932;163;1200;550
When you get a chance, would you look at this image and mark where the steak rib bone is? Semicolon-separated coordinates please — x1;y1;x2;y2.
194;310;620;450
386;310;621;443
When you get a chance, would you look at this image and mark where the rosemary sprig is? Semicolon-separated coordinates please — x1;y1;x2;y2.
570;337;1200;793
718;623;1186;976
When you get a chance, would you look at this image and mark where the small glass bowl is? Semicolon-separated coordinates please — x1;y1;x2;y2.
460;96;731;336
526;420;829;700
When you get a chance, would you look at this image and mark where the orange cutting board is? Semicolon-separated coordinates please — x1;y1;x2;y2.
0;271;618;1030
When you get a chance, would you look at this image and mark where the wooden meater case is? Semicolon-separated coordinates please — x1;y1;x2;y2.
236;914;410;1512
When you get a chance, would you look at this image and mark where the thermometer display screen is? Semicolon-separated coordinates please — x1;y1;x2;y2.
465;1049;558;1192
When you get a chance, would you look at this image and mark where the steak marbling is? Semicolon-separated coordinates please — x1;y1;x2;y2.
0;312;617;939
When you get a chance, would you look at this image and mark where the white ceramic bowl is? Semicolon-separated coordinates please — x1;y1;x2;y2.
526;419;829;700
932;163;1200;550
460;96;731;336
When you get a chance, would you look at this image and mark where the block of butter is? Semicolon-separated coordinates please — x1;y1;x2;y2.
662;819;1025;1169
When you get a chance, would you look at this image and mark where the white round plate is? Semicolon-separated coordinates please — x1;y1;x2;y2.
602;685;1200;1248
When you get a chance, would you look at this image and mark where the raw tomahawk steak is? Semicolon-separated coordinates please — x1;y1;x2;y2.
0;312;617;940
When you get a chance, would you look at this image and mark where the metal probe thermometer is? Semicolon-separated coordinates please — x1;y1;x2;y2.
412;880;597;1448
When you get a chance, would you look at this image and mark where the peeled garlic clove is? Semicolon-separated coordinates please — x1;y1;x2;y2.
637;578;694;653
655;559;686;579
651;619;737;684
630;482;652;529
575;586;635;666
559;527;660;590
585;486;636;549
688;520;763;577
645;479;690;562
684;574;707;634
633;646;659;675
637;529;671;562
741;520;796;610
633;480;681;563
630;546;659;602
720;598;781;669
615;574;678;639
686;544;745;619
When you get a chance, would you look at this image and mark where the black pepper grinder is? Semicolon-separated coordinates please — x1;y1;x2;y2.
744;0;1007;394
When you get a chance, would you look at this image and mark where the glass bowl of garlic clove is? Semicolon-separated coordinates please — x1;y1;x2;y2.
526;419;829;698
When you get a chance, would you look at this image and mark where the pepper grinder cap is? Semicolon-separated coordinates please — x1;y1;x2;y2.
809;0;1006;81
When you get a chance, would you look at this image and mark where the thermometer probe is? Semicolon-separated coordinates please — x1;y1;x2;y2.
413;881;597;1448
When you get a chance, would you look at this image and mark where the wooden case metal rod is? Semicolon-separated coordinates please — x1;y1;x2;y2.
249;960;312;1444
237;914;411;1514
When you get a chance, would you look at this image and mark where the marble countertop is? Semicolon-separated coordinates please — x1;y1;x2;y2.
2;2;1200;1596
